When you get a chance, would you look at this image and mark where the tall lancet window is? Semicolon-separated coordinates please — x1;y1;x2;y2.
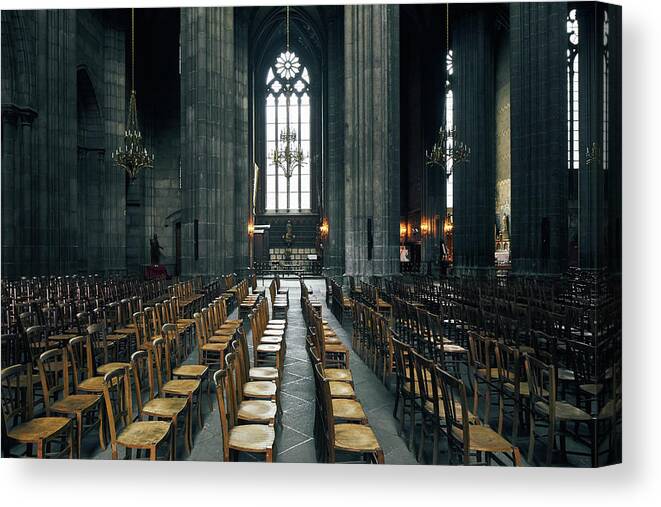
445;50;454;210
265;51;311;211
567;8;580;171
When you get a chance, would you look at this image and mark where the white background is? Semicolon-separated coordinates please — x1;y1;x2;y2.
1;0;659;505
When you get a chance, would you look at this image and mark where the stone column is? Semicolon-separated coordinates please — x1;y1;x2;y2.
578;3;608;270
180;7;237;278
1;107;18;277
420;28;445;270
324;10;345;276
452;7;496;274
233;10;250;278
606;5;621;273
344;4;400;277
510;3;568;274
35;9;78;276
102;23;127;275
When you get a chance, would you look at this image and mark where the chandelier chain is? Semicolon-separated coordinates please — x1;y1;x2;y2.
131;8;135;92
286;6;290;51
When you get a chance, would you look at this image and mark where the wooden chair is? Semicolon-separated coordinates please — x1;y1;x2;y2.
305;339;356;400
236;329;279;385
37;347;103;457
213;369;275;462
391;335;417;448
162;323;211;410
436;366;521;466
87;323;132;376
524;353;595;466
225;352;278;426
248;308;283;372
1;363;74;459
410;349;444;464
494;341;528;442
131;350;191;460
100;367;172;460
468;332;498;424
152;337;203;429
193;311;229;372
313;362;383;464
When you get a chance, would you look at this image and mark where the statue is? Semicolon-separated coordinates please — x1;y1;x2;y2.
150;233;164;265
282;220;295;247
282;220;295;260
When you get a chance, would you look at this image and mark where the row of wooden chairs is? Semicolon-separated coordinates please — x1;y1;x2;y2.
328;278;352;323
303;296;383;464
249;298;287;372
214;331;282;462
268;278;289;322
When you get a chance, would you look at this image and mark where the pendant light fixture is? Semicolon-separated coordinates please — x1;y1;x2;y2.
112;8;154;181
426;2;470;177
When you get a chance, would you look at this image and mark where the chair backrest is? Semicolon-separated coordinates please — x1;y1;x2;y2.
151;337;172;393
411;348;439;406
68;335;94;388
391;334;414;394
313;361;335;459
87;322;109;367
224;352;241;427
1;363;33;439
468;332;494;379
25;325;50;367
566;339;598;387
494;341;521;389
130;349;153;412
435;366;471;457
101;367;132;449
524;353;556;418
213;368;232;459
37;347;71;415
161;323;180;372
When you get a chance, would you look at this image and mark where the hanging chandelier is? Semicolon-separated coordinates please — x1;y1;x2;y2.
269;6;306;180
426;2;470;177
112;8;154;181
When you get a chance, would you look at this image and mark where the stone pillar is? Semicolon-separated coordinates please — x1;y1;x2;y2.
344;4;400;277
1;106;19;277
578;3;608;270
420;27;445;270
102;23;127;275
606;5;621;273
324;10;345;276
181;7;237;278
233;11;250;278
35;9;78;276
510;3;568;274
452;8;496;274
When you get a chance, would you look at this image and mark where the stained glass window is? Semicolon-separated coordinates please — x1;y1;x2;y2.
265;50;311;211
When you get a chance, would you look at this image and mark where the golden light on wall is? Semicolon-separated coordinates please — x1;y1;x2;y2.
400;221;407;241
443;216;454;234
248;221;255;236
420;219;430;236
319;218;329;240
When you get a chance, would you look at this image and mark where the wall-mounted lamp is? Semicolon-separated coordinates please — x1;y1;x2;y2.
319;218;329;240
420;220;430;236
400;221;407;241
443;216;454;234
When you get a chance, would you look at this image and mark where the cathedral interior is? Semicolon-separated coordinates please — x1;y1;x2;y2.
1;3;621;467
